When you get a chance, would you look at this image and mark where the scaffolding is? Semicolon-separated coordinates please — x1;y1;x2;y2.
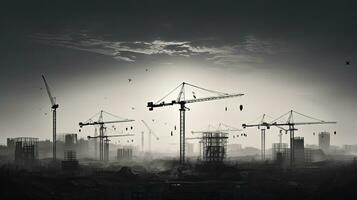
272;138;305;166
14;137;39;163
117;148;133;160
63;133;78;161
272;143;288;160
62;134;79;171
202;131;228;163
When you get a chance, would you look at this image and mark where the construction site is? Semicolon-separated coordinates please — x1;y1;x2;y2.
0;78;356;200
1;1;357;198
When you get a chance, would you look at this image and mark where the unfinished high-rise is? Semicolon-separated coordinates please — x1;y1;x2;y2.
12;137;39;164
318;132;330;153
61;134;79;172
202;131;228;163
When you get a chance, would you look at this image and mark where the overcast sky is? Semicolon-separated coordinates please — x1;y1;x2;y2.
0;0;356;152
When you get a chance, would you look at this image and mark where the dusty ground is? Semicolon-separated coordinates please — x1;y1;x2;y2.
0;161;357;200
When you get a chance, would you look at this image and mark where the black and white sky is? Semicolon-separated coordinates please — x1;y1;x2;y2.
0;0;356;150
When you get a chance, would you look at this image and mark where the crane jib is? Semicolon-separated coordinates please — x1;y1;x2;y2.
147;93;244;110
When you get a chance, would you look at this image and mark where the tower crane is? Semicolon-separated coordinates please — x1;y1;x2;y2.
79;110;134;161
42;75;59;161
87;133;135;161
141;120;159;153
147;82;244;164
243;110;336;167
217;123;243;135
241;114;287;161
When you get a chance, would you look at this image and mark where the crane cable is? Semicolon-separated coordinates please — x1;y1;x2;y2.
155;82;232;104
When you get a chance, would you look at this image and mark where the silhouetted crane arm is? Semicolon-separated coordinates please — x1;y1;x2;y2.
42;75;58;109
243;121;337;129
79;119;134;127
88;134;134;139
271;122;337;126
184;93;244;104
147;93;244;110
147;101;175;110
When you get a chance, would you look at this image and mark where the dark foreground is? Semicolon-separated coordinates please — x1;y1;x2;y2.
1;161;357;200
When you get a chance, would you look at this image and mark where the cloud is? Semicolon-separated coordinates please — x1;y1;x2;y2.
31;32;284;65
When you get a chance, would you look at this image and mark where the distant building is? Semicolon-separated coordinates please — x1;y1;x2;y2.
273;137;305;166
62;134;79;172
293;137;305;166
13;137;39;163
318;132;330;153
272;143;288;160
273;138;327;166
304;148;326;163
117;148;133;160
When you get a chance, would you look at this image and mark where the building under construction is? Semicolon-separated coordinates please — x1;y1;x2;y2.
272;143;288;160
61;134;79;172
272;137;306;166
201;131;228;163
117;147;133;160
11;137;39;164
319;132;331;153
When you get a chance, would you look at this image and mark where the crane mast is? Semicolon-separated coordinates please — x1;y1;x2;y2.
141;120;159;154
79;110;134;161
148;82;244;164
243;110;336;167
42;75;59;161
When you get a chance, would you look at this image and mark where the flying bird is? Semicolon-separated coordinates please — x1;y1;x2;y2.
346;61;350;65
239;105;243;111
128;78;132;82
192;91;196;99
